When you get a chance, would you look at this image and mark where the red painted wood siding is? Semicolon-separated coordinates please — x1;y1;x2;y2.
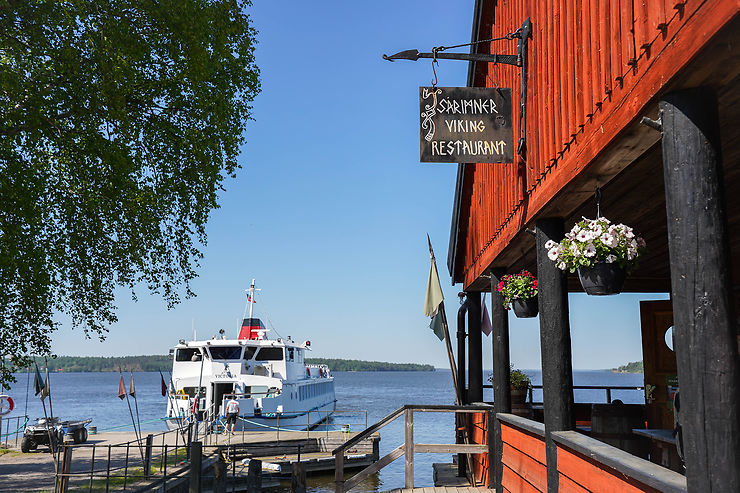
557;442;663;492
455;0;740;287
500;421;547;492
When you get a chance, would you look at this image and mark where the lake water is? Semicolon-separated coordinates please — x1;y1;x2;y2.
2;369;643;491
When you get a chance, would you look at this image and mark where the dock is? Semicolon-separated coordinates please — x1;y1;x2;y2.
0;428;379;492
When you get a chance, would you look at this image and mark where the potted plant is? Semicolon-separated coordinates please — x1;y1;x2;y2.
544;217;646;295
509;367;531;406
494;270;538;318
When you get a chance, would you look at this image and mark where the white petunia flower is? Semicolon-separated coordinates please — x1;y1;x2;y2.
606;255;617;263
570;243;579;255
577;231;590;242
557;262;567;270
548;247;559;261
600;233;618;248
584;243;597;257
545;240;556;250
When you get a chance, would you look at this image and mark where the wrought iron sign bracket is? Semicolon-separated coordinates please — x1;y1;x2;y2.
383;18;533;161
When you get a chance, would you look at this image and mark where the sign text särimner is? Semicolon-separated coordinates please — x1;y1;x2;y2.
419;87;513;163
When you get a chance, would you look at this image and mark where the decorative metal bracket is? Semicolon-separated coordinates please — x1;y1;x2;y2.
383;18;533;161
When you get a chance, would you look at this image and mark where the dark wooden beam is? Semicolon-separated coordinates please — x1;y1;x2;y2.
661;87;740;492
536;218;576;493
456;299;468;476
467;291;483;403
490;269;511;491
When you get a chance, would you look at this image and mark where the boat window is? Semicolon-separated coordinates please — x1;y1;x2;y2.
209;346;243;360
244;346;258;360
181;386;206;398
175;348;203;362
287;348;294;361
256;347;283;361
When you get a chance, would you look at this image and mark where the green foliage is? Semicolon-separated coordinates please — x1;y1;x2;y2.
612;360;644;373
509;367;531;390
0;0;260;389
545;217;646;273
305;358;435;372
494;270;538;309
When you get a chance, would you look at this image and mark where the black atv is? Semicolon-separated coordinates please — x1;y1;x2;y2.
20;417;92;452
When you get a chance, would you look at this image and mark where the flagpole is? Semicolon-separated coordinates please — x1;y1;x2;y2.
44;357;54;420
34;361;58;473
427;236;476;485
130;372;143;446
119;368;145;464
165;370;185;431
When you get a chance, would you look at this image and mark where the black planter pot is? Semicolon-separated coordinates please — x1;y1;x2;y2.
511;296;538;318
577;262;626;295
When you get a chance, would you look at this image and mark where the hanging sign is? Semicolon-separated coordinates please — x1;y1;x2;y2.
419;86;513;163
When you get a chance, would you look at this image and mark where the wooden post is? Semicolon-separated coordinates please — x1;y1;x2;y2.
189;441;202;493
491;270;511;491
660;88;740;492
456;299;468;477
143;434;153;479
467;291;483;403
246;459;261;493
291;462;307;493
213;456;226;493
55;445;72;493
536;218;575;493
486;408;496;490
404;408;414;489
334;451;344;493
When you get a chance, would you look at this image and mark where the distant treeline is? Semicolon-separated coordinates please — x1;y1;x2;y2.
611;360;643;373
17;355;434;373
306;358;434;372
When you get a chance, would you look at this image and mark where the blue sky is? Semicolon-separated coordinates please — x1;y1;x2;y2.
50;1;668;370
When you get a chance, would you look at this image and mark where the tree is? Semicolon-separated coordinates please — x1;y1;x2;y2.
0;0;260;388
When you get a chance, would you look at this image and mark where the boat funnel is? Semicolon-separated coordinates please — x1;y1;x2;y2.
239;318;266;340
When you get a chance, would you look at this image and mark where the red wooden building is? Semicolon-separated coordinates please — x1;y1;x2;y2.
448;1;740;492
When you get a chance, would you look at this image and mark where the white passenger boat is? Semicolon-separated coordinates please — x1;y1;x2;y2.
165;281;336;432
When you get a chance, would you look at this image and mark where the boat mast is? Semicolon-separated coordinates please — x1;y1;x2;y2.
249;279;256;318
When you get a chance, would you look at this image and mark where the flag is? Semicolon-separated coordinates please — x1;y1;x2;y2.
424;253;444;317
246;294;255;303
129;373;136;398
429;311;445;341
159;371;168;397
481;293;493;336
118;375;126;400
33;363;45;396
40;367;50;401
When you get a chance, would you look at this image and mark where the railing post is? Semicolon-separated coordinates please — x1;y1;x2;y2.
606;388;612;403
246;458;261;493
291;462;307;493
143;434;153;479
55;444;72;493
404;408;414;489
88;444;96;493
334;451;344;493
189;441;202;493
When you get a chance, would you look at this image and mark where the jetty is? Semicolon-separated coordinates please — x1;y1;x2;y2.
0;427;379;492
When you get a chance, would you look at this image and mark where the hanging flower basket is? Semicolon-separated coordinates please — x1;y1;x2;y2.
577;262;626;295
544;217;646;296
494;270;538;312
511;296;539;318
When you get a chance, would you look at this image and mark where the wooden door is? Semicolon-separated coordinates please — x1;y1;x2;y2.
640;300;677;430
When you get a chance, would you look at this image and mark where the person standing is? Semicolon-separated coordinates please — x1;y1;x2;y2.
225;397;240;434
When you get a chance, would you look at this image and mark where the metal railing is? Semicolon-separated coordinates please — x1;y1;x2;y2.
333;404;493;492
0;414;29;449
483;383;645;404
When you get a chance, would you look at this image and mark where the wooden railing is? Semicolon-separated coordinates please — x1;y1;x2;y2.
332;404;493;493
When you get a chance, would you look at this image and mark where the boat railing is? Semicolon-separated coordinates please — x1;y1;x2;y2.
332;404;493;492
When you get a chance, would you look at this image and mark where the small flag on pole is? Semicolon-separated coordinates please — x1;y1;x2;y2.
159;371;168;397
246;294;255;303
33;363;45;397
481;293;493;336
129;373;136;398
429;312;445;341
41;367;50;401
118;375;126;400
424;253;444;318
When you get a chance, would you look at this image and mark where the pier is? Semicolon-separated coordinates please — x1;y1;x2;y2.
0;427;379;492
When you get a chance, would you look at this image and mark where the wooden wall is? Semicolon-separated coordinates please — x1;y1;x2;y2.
500;419;547;492
453;0;739;287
